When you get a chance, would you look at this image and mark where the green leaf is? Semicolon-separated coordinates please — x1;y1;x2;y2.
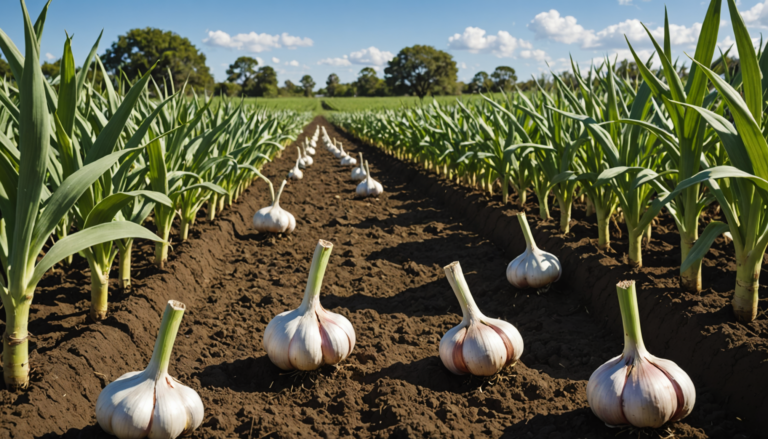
680;221;730;272
57;35;78;138
30;221;165;288
728;0;762;120
84;191;173;229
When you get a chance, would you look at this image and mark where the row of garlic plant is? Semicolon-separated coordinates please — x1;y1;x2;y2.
332;0;768;323
0;0;308;390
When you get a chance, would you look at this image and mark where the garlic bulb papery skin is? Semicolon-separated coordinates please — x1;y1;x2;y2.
253;180;296;234
263;240;356;370
96;301;204;439
288;157;303;180
587;281;695;428
305;140;316;156
340;153;357;167
332;143;343;159
350;153;366;181
439;261;524;376
506;212;562;289
355;161;383;198
338;144;349;158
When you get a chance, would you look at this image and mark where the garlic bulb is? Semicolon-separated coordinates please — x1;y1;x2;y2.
338;143;349;158
305;139;316;155
587;281;695;428
263;240;356;370
341;153;357;167
288;157;303;180
355;161;383;198
439;261;524;376
96;301;204;439
332;142;344;159
253;180;296;234
300;143;314;166
351;153;366;181
506;212;561;289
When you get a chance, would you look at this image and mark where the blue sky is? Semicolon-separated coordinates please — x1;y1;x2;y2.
2;0;766;88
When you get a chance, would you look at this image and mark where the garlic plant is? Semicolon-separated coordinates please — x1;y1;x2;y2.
263;240;356;370
96;301;204;438
506;213;561;289
341;153;357;167
305;139;316;156
288;157;304;181
301;143;314;166
351;153;367;181
439;262;524;376
587;281;695;428
332;142;344;158
356;161;384;198
253;180;296;234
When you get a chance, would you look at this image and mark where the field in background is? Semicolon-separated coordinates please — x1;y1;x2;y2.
211;94;508;115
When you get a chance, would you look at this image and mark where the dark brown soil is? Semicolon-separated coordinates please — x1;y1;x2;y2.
0;117;759;438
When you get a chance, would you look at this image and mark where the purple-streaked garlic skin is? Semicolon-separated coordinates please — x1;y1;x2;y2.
439;261;524;376
587;281;695;428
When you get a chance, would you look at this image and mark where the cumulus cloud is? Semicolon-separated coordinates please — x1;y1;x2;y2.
318;47;394;67
45;52;55;60
272;57;280;63
447;26;539;58
618;0;633;5
529;9;702;51
318;55;351;66
520;49;550;63
743;1;768;28
348;47;395;66
203;30;313;52
286;60;300;67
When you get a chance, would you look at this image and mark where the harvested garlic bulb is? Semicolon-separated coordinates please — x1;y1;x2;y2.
587;280;695;428
356;161;383;198
440;261;524;376
264;240;356;370
351;153;366;181
341;152;357;167
288;157;303;180
305;139;316;156
96;301;204;439
253;179;296;234
506;212;561;289
301;143;314;166
332;142;344;159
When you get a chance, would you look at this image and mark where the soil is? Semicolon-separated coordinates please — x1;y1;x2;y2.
0;116;760;438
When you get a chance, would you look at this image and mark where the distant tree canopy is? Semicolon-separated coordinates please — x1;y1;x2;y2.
385;45;457;100
355;67;387;96
101;28;214;93
326;73;340;96
0;55;12;80
254;66;278;97
300;75;315;97
41;58;61;79
226;56;259;90
469;71;493;93
491;66;516;92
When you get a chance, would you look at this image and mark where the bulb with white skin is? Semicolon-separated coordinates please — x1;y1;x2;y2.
96;301;204;439
587;281;695;428
253;180;296;234
439;262;524;376
332;142;344;159
351;153;366;181
305;139;316;156
263;240;356;370
356;161;383;198
506;212;561;289
301;143;314;166
288;157;303;180
341;152;357;167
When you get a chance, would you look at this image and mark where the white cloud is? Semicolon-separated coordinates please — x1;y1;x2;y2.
203;30;313;52
271;57;280;63
459;62;468;69
529;9;702;51
286;60;300;67
618;0;632;5
743;1;768;28
348;47;394;66
447;26;544;60
520;49;550;63
255;57;264;66
45;52;55;61
318;55;351;66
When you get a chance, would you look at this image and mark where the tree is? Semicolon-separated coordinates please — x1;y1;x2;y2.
356;67;385;96
226;56;259;94
326;73;340;96
254;66;278;97
491;66;517;92
384;45;458;99
469;71;493;93
1;54;13;80
300;75;315;97
102;28;214;93
214;82;241;97
41;59;61;79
